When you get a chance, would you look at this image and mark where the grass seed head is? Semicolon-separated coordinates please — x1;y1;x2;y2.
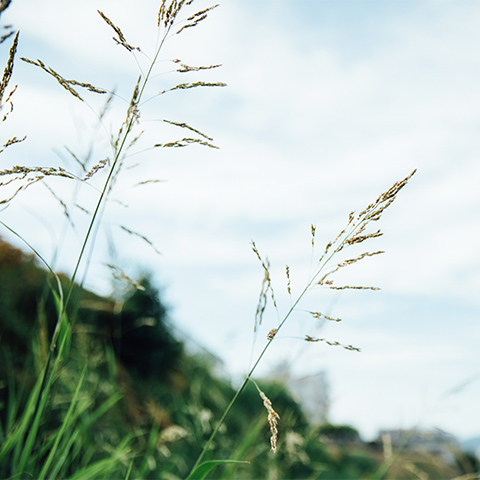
160;81;227;95
285;264;291;295
43;183;73;227
176;62;222;73
258;389;280;453
120;225;162;256
0;30;14;45
0;135;26;153
163;119;214;141
83;158;108;181
0;30;18;104
309;311;342;322
98;10;139;52
154;137;218;149
252;242;277;331
106;264;146;291
329;285;380;291
21;57;107;102
176;4;219;35
304;335;360;352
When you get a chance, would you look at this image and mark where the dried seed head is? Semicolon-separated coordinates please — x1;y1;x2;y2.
120;225;162;256
43;183;73;227
315;171;415;272
98;10;139;52
251;240;262;262
154;137;218;149
75;204;90;214
163;119;214;141
251;242;277;332
309;311;342;322
126;130;144;150
21;57;107;101
159;0;194;29
359;170;417;223
134;179;165;188
285;265;291;295
160;81;227;95
106;264;146;291
83;158;108;181
329;285;380;291
0;31;14;46
0;31;18;105
258;389;280;453
0;165;73;179
0;135;26;154
338;250;385;267
346;229;383;246
157;0;167;27
176;62;222;73
311;224;316;247
317;250;384;287
176;4;219;35
113;76;141;153
0;178;38;206
254;258;270;332
304;335;361;352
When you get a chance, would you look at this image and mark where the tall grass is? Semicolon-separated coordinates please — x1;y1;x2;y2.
1;1;225;478
0;1;420;479
187;168;416;478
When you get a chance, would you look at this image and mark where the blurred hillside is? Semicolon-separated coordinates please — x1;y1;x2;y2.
0;237;476;479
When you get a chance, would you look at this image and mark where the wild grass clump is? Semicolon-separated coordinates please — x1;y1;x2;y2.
187;168;416;477
0;1;422;479
1;1;225;478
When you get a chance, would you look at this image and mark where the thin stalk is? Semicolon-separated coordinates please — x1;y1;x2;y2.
190;281;313;472
63;115;135;310
8;20;174;472
63;24;172;313
189;214;370;474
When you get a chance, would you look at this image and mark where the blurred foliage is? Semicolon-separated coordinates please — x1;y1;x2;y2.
318;423;361;444
114;277;182;379
0;237;476;479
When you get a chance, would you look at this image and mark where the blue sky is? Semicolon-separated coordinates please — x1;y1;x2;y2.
1;0;479;442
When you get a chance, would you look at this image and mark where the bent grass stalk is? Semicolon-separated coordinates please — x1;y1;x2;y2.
189;169;416;475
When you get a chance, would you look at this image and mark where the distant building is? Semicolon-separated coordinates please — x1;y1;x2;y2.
378;428;460;464
269;360;330;425
288;371;330;425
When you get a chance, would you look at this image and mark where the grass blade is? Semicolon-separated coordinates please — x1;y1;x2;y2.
38;363;88;479
186;460;250;480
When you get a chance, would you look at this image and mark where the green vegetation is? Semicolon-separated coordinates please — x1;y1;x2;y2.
0;237;367;479
0;1;477;479
0;238;472;479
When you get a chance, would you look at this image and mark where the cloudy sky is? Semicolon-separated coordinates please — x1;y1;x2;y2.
1;0;479;442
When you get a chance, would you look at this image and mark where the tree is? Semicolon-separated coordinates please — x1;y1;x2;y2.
114;276;182;379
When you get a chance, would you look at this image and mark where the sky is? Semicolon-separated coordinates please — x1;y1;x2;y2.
1;0;479;442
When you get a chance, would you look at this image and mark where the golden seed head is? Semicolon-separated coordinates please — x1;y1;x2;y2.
258;389;280;453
